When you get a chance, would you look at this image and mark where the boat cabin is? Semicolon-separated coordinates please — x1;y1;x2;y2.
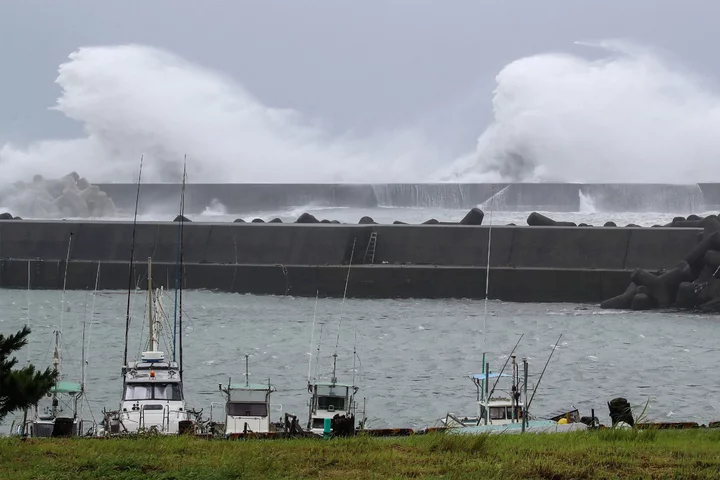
221;382;276;435
307;382;358;433
27;380;84;437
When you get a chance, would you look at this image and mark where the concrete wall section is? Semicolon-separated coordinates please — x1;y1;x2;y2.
0;221;702;270
0;259;632;303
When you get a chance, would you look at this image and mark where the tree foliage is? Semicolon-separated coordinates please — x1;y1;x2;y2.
0;326;57;422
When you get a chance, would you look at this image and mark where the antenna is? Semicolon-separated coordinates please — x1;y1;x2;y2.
178;160;187;380
334;237;356;354
307;290;319;385
245;354;250;387
84;262;101;392
124;155;143;369
312;323;325;384
527;334;563;411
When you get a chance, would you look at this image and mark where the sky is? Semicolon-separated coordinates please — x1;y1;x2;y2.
1;1;719;183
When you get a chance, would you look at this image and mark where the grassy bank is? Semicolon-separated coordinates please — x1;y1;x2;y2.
2;429;720;479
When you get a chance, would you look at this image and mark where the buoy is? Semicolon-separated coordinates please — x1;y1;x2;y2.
558;418;568;425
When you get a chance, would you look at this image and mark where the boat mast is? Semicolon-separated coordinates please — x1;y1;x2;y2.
179;161;187;380
124;155;143;370
147;257;155;352
245;354;250;387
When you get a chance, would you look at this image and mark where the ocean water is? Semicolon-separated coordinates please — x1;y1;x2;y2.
2;288;718;433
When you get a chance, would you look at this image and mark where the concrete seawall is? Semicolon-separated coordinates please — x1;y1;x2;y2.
0;220;702;303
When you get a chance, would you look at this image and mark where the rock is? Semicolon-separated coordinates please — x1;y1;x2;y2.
296;213;320;224
604;221;617;227
77;177;90;191
685;232;720;278
687;214;702;221
0;212;13;220
393;221;407;225
174;215;191;222
600;283;638;309
630;265;691;307
526;212;576;227
53;189;89;217
506;223;516;226
233;218;246;223
331;220;341;224
320;219;331;223
422;219;439;225
625;224;640;228
578;223;592;227
358;216;377;225
630;293;652;310
266;217;282;223
675;281;699;307
672;216;686;223
251;218;265;223
12;216;21;220
459;207;484;226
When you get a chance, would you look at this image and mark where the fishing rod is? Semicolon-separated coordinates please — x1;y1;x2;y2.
307;290;319;385
526;333;563;411
334;237;356;355
123;155;143;369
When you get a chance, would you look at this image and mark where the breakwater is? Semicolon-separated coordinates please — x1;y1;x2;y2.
0;220;703;303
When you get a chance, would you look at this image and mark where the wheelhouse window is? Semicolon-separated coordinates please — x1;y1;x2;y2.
227;402;268;417
124;383;182;401
317;396;347;411
315;385;349;411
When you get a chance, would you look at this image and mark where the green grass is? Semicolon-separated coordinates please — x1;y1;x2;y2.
2;429;720;479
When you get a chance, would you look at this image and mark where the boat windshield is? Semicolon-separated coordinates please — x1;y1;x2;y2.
124;383;183;401
226;402;268;417
317;395;347;411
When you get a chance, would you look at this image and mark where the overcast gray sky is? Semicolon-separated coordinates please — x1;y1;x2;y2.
1;0;718;174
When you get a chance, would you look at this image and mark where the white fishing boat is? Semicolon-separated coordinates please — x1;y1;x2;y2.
306;353;364;436
102;259;192;435
219;355;277;436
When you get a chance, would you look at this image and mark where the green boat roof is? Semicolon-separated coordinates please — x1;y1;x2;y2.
229;383;274;391
52;381;82;394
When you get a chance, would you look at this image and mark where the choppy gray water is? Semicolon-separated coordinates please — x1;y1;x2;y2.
2;289;719;430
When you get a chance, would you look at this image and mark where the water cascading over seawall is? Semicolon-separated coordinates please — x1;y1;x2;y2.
91;183;720;216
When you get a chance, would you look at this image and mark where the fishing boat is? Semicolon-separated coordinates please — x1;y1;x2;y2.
219;354;277;436
22;331;87;437
19;238;96;438
441;354;587;435
306;353;365;436
439;191;585;435
102;259;192;435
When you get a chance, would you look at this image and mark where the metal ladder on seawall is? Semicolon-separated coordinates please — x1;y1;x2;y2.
363;232;378;264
